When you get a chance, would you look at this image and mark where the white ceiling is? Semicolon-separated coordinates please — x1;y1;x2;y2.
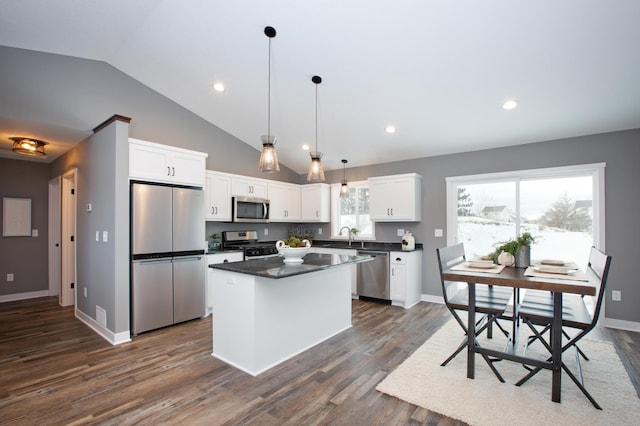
1;0;639;173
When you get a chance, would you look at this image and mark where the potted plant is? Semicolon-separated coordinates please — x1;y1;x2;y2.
208;233;221;252
489;232;535;268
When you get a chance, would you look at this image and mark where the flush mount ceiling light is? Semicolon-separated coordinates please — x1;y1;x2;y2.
212;82;225;92
258;25;280;173
307;75;325;182
502;99;518;110
385;125;396;134
340;159;349;197
11;137;47;156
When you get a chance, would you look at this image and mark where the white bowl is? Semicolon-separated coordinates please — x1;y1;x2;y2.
276;240;311;263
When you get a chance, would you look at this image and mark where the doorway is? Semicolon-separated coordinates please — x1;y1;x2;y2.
48;176;61;298
60;169;77;307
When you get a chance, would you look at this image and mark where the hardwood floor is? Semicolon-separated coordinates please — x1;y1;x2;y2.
1;297;638;425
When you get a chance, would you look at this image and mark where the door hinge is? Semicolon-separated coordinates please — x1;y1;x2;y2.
71;188;75;195
70;283;75;288
70;235;74;242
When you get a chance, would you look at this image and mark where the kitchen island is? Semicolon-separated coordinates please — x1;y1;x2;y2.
209;253;371;376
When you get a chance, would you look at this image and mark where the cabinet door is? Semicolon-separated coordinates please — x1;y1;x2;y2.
130;142;172;183
205;172;232;221
300;184;330;222
171;150;206;186
268;182;300;222
387;177;415;220
231;177;268;198
368;179;390;220
390;261;407;303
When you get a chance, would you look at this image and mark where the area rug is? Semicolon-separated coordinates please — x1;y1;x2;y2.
376;320;639;425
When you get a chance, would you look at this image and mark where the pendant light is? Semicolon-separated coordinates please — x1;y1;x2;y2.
307;75;325;182
340;159;349;197
258;26;280;173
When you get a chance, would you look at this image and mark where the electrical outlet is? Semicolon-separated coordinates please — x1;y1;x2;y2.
84;287;87;298
7;273;14;282
318;228;323;235
264;228;268;236
397;229;404;237
612;290;621;302
102;231;108;242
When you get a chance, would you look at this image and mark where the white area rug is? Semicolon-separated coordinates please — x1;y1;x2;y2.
377;320;640;425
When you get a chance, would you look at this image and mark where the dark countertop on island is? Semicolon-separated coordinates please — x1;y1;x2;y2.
209;253;371;279
311;240;423;252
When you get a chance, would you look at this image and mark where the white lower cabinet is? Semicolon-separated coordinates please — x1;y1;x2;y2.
308;247;358;297
206;252;244;314
389;250;422;309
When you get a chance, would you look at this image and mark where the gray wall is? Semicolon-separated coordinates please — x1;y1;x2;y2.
0;158;50;297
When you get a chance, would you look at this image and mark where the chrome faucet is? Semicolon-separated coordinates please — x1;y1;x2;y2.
339;226;353;246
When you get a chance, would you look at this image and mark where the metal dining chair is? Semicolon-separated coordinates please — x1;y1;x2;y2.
516;246;612;409
436;243;513;382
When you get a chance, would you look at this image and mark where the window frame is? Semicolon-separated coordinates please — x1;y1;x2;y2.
445;163;606;251
330;180;376;240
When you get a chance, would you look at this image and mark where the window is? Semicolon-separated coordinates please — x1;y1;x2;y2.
446;163;605;267
331;181;375;240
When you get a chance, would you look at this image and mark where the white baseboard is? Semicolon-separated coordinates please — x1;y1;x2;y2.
75;309;131;345
603;317;640;332
0;290;50;303
421;294;444;304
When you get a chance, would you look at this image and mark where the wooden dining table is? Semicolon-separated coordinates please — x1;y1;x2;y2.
442;265;596;404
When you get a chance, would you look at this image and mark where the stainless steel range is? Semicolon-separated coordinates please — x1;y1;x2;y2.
221;230;279;259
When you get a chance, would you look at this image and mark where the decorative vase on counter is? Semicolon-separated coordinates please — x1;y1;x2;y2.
515;245;531;268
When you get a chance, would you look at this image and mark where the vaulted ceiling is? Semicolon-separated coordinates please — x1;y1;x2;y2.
1;1;639;173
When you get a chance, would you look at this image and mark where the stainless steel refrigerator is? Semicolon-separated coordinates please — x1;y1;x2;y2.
131;182;205;335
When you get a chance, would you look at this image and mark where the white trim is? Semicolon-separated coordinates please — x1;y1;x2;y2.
75;309;131;345
603;318;640;333
0;290;50;303
421;294;444;305
445;162;606;184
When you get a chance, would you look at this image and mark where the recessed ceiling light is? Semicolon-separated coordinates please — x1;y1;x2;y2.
385;125;396;134
212;82;225;92
502;100;518;110
301;144;310;151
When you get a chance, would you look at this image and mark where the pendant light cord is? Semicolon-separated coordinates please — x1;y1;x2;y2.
267;36;272;139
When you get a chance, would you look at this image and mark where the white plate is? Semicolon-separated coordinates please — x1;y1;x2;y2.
534;265;576;275
540;259;567;266
466;261;496;269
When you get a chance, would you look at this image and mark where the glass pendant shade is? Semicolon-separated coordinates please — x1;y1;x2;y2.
258;135;280;173
340;180;349;197
306;151;325;182
339;159;348;196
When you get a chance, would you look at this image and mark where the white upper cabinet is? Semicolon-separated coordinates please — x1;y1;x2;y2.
268;181;301;222
204;171;232;221
369;173;422;222
129;138;207;186
300;183;330;222
231;176;268;199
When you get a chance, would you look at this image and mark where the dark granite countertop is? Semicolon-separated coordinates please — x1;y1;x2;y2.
311;240;423;252
209;253;371;279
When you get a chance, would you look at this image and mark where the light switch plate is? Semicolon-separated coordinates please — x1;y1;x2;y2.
102;231;108;242
435;229;444;237
397;229;404;236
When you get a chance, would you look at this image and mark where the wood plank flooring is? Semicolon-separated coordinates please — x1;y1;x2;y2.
1;297;638;425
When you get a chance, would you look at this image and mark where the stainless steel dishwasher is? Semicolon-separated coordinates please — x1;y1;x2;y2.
357;250;390;301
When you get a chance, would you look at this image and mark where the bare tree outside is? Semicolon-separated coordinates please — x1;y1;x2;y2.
540;192;592;232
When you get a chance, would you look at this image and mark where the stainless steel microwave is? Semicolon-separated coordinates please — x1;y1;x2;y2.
232;196;270;223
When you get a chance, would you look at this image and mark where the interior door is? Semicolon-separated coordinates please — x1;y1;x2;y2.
48;176;61;297
60;169;77;306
